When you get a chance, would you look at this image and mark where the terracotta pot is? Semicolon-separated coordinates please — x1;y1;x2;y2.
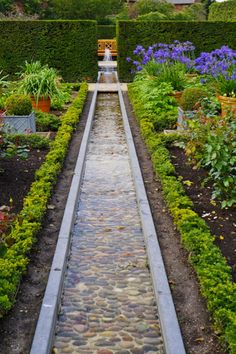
218;95;236;117
170;91;183;104
31;97;51;113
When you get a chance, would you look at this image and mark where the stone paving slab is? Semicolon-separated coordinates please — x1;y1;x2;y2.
53;94;165;353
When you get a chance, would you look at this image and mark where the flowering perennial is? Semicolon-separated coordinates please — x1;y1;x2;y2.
127;40;195;73
194;46;236;97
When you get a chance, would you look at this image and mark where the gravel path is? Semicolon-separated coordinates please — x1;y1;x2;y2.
53;93;165;354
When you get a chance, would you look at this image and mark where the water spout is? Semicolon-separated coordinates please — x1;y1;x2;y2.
103;48;112;62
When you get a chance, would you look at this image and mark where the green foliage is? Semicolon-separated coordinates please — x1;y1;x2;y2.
18;61;62;102
209;1;236;21
35;111;61;131
201;116;236;208
134;0;174;17
137;11;167;21
117;21;236;82
97;25;116;39
129;79;177;131
136;3;206;21
180;87;209;111
0;21;97;82
51;0;123;21
5;94;32;115
128;84;236;352
0;82;88;317
7;133;50;149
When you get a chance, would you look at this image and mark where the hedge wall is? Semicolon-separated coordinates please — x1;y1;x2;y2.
208;2;236;21
0;20;98;82
97;25;116;39
117;21;236;82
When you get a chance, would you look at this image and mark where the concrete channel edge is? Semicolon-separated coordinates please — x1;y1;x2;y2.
30;76;100;354
117;80;186;354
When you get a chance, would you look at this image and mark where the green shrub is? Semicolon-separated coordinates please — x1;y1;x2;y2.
97;25;116;39
180;87;209;111
117;21;236;82
36;111;61;131
0;21;97;82
209;1;236;21
5;94;32;116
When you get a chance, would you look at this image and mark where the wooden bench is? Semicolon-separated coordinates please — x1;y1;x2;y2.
98;39;117;57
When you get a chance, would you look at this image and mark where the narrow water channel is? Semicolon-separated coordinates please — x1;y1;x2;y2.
53;93;164;353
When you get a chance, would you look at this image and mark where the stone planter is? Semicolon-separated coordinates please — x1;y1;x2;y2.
3;112;36;134
177;107;197;130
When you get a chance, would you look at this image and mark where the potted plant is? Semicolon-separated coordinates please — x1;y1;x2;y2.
3;94;36;133
18;61;62;113
195;46;236;117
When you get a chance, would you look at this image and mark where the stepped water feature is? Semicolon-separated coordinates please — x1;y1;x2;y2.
31;70;185;354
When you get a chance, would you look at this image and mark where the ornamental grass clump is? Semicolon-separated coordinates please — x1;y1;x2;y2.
18;61;62;103
194;46;236;97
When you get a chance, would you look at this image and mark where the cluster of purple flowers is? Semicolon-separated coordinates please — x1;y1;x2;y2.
194;46;236;81
126;40;195;72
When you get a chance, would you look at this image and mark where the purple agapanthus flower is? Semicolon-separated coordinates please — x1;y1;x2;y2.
126;40;195;75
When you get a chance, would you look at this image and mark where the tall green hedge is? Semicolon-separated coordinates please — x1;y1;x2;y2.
208;1;236;21
117;21;236;82
97;25;116;39
0;20;98;82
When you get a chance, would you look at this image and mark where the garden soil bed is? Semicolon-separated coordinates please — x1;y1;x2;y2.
169;146;236;281
0;91;227;354
0;150;48;214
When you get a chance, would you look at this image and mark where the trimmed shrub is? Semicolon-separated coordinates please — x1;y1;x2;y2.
5;94;32;116
209;1;236;21
117;21;236;82
97;25;116;39
0;21;97;82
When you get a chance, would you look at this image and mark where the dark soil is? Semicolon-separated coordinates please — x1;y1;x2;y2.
169;146;236;281
0;150;48;214
123;92;226;354
0;92;93;354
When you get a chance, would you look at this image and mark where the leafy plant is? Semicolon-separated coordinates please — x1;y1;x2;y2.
201;115;236;207
5;94;32;116
180;87;209;111
18;62;62;102
35;111;61;131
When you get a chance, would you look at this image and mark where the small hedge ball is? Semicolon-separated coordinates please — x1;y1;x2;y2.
6;94;32;116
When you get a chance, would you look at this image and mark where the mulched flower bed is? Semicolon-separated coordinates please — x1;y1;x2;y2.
169;146;236;281
0;149;48;214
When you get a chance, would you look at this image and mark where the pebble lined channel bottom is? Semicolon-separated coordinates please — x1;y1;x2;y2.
53;94;165;354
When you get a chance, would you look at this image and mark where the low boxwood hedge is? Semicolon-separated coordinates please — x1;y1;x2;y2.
128;83;236;353
0;82;88;316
